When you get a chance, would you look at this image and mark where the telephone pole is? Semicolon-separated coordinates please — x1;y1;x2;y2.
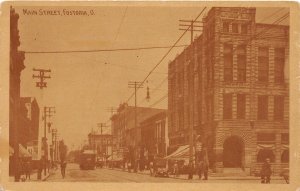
128;81;143;172
32;68;51;89
97;123;108;164
106;107;117;116
179;19;203;43
43;106;56;138
128;81;143;136
179;19;203;162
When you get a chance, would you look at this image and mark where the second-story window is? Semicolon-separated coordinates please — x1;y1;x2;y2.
258;95;268;120
274;95;284;120
237;45;247;82
223;93;232;119
274;48;285;83
258;47;269;82
237;94;246;119
224;44;233;82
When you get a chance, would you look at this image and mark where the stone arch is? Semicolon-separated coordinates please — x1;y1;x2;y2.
223;135;245;168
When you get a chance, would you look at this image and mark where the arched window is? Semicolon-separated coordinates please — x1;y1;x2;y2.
281;150;289;163
257;149;275;162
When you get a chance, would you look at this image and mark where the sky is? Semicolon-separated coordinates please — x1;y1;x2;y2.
14;6;289;150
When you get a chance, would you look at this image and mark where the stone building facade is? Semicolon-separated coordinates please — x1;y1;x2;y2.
168;7;289;175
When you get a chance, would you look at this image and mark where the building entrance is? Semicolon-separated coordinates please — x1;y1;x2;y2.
223;136;244;168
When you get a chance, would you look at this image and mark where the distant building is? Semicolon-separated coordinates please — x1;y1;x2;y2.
111;103;165;168
20;97;40;142
168;7;289;175
140;111;168;161
88;133;113;159
19;97;40;160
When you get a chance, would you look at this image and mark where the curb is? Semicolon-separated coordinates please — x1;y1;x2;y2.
104;168;283;181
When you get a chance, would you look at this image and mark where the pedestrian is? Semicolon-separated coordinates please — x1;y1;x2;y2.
128;162;132;173
260;158;272;184
149;161;154;176
187;160;194;180
24;159;31;180
198;160;208;180
60;160;67;179
173;161;179;177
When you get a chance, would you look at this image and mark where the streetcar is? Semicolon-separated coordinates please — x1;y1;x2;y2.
79;150;96;170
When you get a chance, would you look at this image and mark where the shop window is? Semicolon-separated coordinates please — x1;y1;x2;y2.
258;47;269;82
257;95;268;120
281;150;289;163
223;94;232;119
257;149;275;162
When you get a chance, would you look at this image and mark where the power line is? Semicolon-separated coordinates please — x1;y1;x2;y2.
125;7;207;104
23;44;188;54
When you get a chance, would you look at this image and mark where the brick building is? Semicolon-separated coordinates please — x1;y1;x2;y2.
140;111;168;161
9;8;26;180
168;7;289;175
111;103;164;168
88;133;113;160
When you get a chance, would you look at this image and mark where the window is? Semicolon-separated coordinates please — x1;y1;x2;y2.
237;45;247;82
281;133;289;144
178;71;184;94
224;44;233;82
258;47;269;82
257;149;275;162
232;23;239;33
241;24;248;34
223;22;229;32
223;94;232;119
258;95;268;120
274;96;284;120
281;150;289;163
237;94;246;119
274;48;285;83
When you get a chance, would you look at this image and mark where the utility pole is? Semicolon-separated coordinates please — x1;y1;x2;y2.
43;106;55;138
32;68;52;179
42;106;55;175
106;107;117;117
179;19;203;44
128;81;143;172
179;19;203;162
32;68;51;89
97;123;108;165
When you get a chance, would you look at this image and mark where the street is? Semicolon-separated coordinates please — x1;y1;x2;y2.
46;163;287;184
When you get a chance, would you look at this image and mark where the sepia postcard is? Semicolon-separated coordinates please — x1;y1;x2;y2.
0;1;299;191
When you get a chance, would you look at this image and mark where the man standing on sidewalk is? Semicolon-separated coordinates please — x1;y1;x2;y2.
187;160;194;180
261;158;272;184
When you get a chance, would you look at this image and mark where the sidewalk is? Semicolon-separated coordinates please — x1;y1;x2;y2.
9;168;56;182
105;167;283;181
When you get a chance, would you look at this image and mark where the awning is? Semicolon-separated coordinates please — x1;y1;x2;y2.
164;145;190;160
9;144;32;158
